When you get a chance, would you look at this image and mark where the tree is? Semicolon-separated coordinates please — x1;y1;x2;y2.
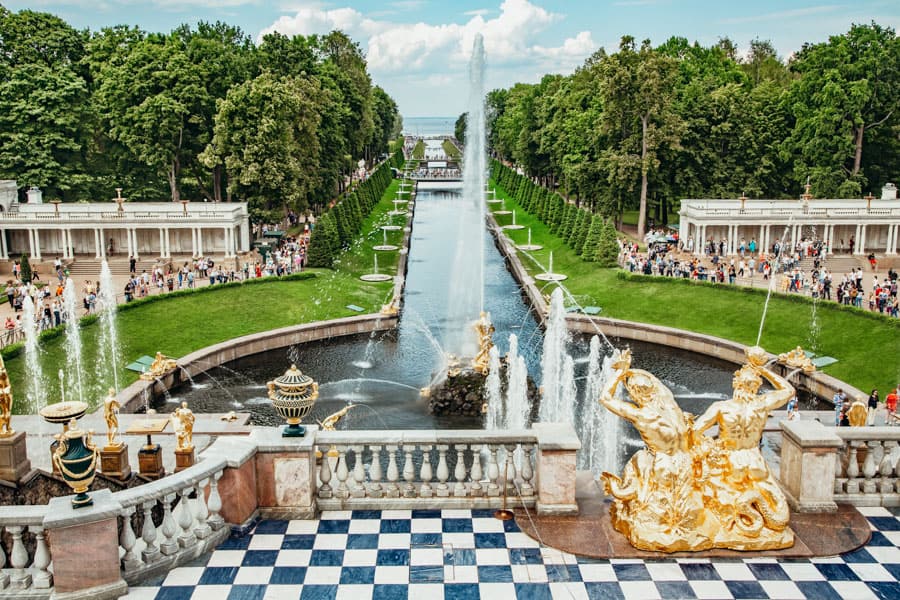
787;23;898;196
306;213;338;268
598;37;682;237
580;215;604;262
594;219;620;267
19;254;31;284
455;112;467;145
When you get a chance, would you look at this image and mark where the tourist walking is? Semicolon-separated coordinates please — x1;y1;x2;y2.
867;389;879;426
886;388;898;426
834;390;847;426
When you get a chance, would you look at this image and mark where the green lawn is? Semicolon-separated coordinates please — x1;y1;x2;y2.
442;139;461;161
5;180;410;414
490;179;900;397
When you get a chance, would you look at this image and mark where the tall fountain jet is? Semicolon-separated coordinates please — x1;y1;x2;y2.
447;33;487;358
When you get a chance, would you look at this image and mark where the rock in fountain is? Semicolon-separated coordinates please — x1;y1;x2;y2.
516;228;543;252
359;254;393;282
534;251;568;282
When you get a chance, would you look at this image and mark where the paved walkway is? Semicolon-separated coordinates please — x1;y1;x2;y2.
122;507;900;600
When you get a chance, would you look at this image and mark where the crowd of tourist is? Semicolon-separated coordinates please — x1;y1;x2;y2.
408;167;461;179
620;233;899;318
833;388;899;427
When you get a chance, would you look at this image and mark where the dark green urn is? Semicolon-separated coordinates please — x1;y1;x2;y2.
52;418;100;508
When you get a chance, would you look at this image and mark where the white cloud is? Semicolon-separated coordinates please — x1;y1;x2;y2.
261;0;595;74
464;9;492;17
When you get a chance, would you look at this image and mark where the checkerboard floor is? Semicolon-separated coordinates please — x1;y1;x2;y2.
124;506;900;600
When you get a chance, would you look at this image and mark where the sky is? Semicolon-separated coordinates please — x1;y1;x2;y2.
9;0;900;118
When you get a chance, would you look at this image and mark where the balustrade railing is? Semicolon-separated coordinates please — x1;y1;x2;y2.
0;507;53;598
315;431;537;509
113;458;228;582
833;428;900;506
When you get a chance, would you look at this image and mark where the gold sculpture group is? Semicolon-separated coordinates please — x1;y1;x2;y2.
471;311;495;376
600;346;795;552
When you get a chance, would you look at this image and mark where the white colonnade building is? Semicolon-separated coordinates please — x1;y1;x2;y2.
679;184;900;257
0;182;250;261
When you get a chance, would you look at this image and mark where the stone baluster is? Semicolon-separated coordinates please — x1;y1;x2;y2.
879;440;897;494
30;526;52;589
402;444;416;498
834;447;846;495
207;471;225;531
335;446;350;499
8;526;32;589
486;445;500;497
141;500;160;563
520;444;535;496
435;445;450;497
120;507;142;570
159;494;180;555
351;446;367;498
318;450;333;499
453;446;467;497
193;480;212;540
420;445;434;498
845;443;861;494
504;444;519;495
177;487;197;548
369;445;384;498
0;530;9;589
385;445;400;498
470;445;484;496
862;441;879;494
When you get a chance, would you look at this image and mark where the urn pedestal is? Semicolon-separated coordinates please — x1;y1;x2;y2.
138;444;165;480
174;447;195;473
0;431;31;483
100;443;132;481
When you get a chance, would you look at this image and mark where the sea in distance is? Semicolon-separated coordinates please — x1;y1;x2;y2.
402;116;455;137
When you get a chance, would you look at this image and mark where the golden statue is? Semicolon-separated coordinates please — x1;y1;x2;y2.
171;402;195;451
847;399;868;427
777;346;815;373
471;311;495;375
380;298;399;316
319;405;355;431
103;388;122;449
140;352;179;381
0;355;14;437
600;345;795;552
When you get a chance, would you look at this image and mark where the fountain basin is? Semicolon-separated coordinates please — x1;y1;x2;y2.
373;245;400;251
493;210;512;216
535;273;568;282
359;274;394;282
503;224;525;230
382;225;403;231
516;244;544;251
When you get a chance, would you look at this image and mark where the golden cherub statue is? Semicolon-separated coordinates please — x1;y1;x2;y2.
171;402;195;451
0;355;14;437
777;346;816;374
599;345;795;552
103;388;122;449
471;311;495;375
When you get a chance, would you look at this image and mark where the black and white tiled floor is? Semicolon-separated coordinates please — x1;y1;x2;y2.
124;506;900;600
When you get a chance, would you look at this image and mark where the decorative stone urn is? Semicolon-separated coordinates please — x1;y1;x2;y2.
52;418;100;508
267;365;319;437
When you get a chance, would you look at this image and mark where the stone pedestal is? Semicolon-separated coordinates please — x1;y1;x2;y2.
45;489;128;599
138;444;165;480
99;443;131;480
175;447;196;473
780;420;843;513
0;431;32;483
533;423;581;515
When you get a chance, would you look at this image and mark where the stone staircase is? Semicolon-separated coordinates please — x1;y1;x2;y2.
798;254;863;274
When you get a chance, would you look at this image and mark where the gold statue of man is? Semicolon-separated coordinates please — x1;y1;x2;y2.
472;311;495;375
0;355;14;437
171;402;195;451
104;388;122;449
692;346;794;549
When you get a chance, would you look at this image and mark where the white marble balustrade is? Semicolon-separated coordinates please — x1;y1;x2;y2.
833;428;900;507
0;507;53;598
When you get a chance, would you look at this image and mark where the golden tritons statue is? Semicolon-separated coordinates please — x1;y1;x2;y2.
471;311;495;375
140;352;179;381
104;388;122;449
777;346;815;373
0;355;14;437
600;346;794;552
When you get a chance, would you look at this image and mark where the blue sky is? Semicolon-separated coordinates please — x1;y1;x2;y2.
11;1;900;117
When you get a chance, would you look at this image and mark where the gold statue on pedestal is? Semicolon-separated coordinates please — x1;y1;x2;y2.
140;352;179;381
600;345;795;552
472;311;495;375
171;402;195;451
777;346;815;373
0;356;15;437
103;388;122;450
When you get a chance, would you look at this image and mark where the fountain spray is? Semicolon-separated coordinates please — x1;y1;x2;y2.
21;294;44;411
63;278;86;405
97;260;121;394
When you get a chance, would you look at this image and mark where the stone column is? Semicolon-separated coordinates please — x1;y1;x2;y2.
32;229;41;260
859;224;867;255
699;225;706;256
779;420;842;513
223;227;232;258
191;228;197;257
853;224;862;254
44;489;128;599
197;228;203;256
94;229;101;259
533;423;580;515
246;427;318;520
888;224;898;255
99;227;106;259
0;229;7;260
240;220;250;253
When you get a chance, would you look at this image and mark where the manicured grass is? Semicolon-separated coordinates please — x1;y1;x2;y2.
5;180;410;414
442;139;461;161
490;179;900;397
412;140;425;160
